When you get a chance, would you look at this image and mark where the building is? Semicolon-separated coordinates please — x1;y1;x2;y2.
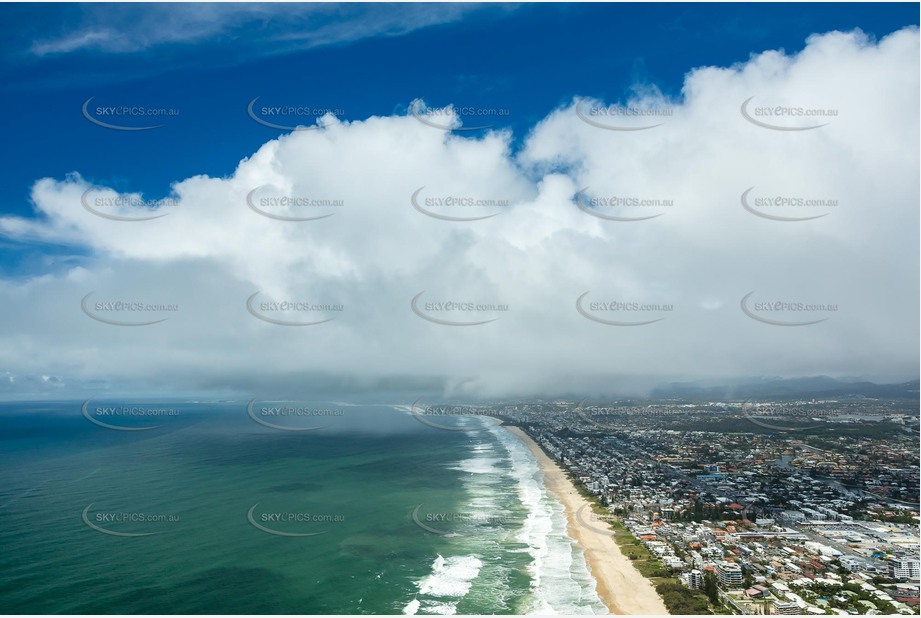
841;556;876;573
717;562;744;589
774;601;800;615
888;556;920;581
663;555;685;569
774;601;802;616
686;569;702;589
804;541;842;557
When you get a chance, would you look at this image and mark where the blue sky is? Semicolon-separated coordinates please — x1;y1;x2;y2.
1;3;916;218
0;3;918;398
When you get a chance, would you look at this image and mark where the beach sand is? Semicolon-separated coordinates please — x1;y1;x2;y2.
505;426;669;615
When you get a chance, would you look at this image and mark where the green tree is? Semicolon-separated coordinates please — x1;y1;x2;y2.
655;582;712;615
703;572;720;605
743;570;755;589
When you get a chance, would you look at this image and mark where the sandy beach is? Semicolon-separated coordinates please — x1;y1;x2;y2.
505;426;669;615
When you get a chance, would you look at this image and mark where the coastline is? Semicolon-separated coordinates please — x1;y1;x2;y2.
505;426;669;616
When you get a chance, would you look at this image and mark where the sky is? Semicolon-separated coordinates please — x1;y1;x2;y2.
0;3;918;400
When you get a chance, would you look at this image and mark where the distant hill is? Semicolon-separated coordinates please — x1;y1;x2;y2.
650;377;920;401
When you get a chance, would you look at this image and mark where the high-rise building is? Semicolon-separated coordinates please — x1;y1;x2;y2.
717;562;744;589
888;556;920;580
686;569;702;589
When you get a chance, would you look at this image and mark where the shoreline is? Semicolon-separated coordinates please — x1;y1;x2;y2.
505;425;669;616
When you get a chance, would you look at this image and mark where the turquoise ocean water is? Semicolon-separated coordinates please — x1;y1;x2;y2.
0;401;605;614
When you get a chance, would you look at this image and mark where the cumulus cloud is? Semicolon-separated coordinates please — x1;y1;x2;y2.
1;27;918;399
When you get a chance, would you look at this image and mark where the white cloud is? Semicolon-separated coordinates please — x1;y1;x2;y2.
29;4;495;56
1;27;918;398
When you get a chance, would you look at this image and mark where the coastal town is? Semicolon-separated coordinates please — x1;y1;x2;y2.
491;397;920;615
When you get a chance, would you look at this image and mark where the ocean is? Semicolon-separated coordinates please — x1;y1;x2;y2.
0;401;605;614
